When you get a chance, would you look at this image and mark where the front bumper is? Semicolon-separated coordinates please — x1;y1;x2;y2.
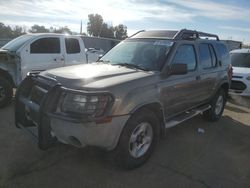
50;115;129;150
15;74;129;150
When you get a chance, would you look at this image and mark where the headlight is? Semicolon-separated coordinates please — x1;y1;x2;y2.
246;76;250;81
60;92;113;117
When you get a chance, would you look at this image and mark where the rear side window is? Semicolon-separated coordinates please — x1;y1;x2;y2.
65;38;80;54
172;44;196;71
30;37;60;54
199;44;213;69
216;43;230;65
209;45;217;66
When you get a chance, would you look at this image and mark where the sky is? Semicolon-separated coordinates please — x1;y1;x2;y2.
0;0;250;44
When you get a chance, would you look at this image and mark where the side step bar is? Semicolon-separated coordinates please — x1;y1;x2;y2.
165;105;211;128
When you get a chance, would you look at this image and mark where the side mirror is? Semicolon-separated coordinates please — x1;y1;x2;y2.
168;63;188;75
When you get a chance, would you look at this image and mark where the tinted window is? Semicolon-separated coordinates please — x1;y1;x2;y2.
216;43;230;65
172;44;196;71
30;38;60;54
65;38;80;54
199;44;213;68
209;45;217;66
231;53;250;68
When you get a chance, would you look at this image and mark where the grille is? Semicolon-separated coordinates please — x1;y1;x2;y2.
230;80;247;91
232;75;243;79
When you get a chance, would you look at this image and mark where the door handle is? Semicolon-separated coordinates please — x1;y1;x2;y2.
196;75;201;80
53;57;64;62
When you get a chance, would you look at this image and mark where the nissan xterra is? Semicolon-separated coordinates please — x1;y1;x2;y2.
15;29;231;169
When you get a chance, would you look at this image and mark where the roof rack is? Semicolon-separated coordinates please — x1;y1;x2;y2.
174;29;219;41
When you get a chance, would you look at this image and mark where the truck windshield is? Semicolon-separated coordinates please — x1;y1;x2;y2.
231;53;250;68
100;39;173;71
1;34;34;52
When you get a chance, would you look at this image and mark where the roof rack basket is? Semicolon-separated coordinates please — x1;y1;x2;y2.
174;29;219;41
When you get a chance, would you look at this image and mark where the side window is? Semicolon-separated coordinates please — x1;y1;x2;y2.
199;44;213;69
172;44;196;71
65;38;80;54
30;38;60;54
216;43;230;66
209;45;217;66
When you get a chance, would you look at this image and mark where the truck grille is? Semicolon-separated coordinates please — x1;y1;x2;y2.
232;75;243;79
230;80;247;93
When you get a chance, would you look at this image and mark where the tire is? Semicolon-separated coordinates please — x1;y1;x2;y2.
113;109;160;169
0;77;13;108
202;89;226;122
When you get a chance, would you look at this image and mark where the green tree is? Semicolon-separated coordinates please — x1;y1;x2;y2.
0;23;26;38
87;14;104;37
53;26;72;34
100;23;114;38
12;25;26;38
29;24;50;33
86;14;128;39
114;24;127;40
0;23;13;38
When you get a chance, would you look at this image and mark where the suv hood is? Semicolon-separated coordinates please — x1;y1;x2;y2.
41;63;155;90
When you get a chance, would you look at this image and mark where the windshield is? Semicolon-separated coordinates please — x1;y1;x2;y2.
1;34;33;52
231;53;250;68
100;39;173;71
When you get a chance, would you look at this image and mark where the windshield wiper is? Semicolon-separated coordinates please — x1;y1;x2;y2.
114;63;150;71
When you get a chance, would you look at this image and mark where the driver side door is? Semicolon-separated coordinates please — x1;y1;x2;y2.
159;43;201;118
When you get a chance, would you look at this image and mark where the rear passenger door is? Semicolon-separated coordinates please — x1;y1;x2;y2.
197;43;218;101
63;37;87;66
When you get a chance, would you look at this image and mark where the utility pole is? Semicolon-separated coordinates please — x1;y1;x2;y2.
80;20;82;35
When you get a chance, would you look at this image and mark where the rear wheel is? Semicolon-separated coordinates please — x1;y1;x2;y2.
114;109;159;169
202;89;226;122
0;77;13;108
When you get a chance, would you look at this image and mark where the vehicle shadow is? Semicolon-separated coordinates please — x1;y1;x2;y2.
2;114;250;188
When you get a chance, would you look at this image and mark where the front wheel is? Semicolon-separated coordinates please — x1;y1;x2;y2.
202;89;226;122
0;77;13;108
114;109;159;169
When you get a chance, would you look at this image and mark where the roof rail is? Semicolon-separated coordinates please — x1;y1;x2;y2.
174;29;219;41
129;30;145;38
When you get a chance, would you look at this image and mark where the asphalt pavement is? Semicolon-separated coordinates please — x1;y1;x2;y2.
0;97;250;188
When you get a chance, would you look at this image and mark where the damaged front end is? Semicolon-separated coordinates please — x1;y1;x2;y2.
0;49;21;86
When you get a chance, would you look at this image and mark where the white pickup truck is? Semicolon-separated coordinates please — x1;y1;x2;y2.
0;33;103;107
